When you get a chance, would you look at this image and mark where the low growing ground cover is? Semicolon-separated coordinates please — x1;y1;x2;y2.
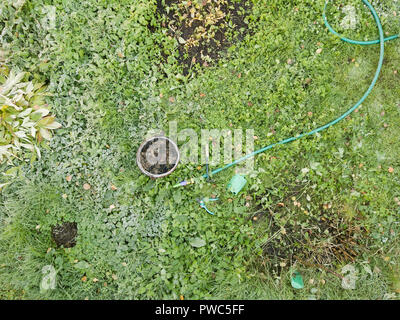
0;0;399;299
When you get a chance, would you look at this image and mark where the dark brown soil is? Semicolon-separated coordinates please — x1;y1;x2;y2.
156;0;253;75
51;222;78;248
140;138;179;175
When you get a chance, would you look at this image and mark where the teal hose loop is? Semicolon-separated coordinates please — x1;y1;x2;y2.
177;0;397;185
323;1;399;45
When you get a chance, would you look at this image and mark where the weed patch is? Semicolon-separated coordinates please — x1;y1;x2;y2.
253;203;367;272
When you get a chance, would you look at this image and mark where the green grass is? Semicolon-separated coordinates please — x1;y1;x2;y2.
0;0;399;299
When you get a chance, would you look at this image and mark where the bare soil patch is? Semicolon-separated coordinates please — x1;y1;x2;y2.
156;0;253;74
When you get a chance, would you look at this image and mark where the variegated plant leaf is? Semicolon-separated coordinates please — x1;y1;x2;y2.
0;68;60;165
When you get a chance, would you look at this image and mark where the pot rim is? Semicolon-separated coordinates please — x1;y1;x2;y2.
136;136;180;179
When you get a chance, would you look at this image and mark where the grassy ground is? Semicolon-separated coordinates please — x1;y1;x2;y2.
0;0;399;299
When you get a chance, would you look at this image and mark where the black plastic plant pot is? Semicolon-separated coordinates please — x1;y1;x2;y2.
136;136;180;179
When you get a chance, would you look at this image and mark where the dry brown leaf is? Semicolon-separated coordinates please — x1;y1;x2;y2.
83;183;91;190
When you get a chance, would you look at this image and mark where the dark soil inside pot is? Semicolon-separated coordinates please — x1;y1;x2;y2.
140;138;179;175
51;222;78;248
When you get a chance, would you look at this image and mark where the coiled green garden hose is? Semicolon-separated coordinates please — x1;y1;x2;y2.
174;0;399;188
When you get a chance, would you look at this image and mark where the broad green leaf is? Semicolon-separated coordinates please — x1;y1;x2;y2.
189;237;206;248
44;121;62;130
18;107;32;118
74;261;90;270
39;128;52;140
31;109;50;121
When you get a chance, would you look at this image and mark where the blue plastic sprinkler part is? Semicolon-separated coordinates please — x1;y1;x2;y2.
196;198;219;215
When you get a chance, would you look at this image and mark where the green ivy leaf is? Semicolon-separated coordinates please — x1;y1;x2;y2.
189;237;206;248
74;261;90;270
